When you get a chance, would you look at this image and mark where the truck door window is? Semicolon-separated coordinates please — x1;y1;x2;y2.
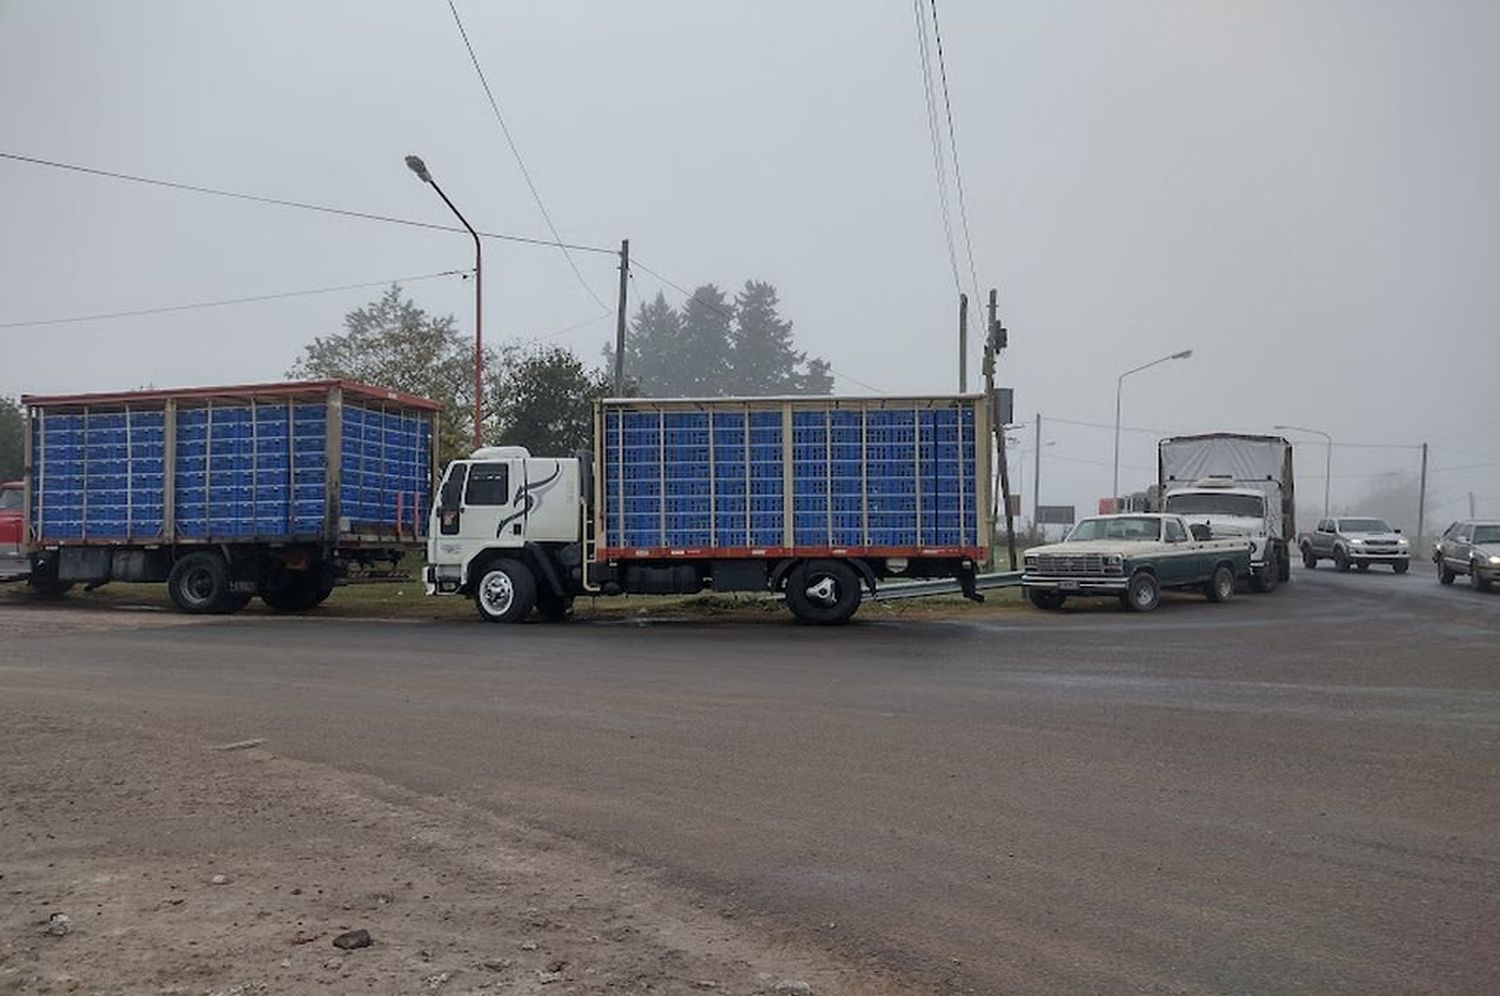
0;487;21;512
1164;519;1186;543
439;464;468;507
464;463;510;506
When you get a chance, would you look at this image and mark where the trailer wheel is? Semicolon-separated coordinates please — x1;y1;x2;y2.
785;559;862;624
474;558;536;623
260;574;323;613
27;560;73;600
1124;571;1160;612
168;552;232;614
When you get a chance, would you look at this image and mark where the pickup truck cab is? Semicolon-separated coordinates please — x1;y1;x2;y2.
1022;513;1253;612
1300;517;1410;573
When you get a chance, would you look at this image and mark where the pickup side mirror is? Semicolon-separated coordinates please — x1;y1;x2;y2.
1189;523;1212;542
1394;527;1402;534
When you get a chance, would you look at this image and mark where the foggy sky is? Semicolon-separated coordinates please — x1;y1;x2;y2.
2;1;1496;525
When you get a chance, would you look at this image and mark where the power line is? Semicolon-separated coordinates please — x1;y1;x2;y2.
911;0;962;298
926;0;982;305
0;151;615;254
444;1;612;311
0;269;471;329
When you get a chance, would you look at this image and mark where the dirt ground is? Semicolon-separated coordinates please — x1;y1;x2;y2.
0;683;916;995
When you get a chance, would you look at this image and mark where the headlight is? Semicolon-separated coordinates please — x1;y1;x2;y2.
1348;538;1365;545
1105;554;1123;565
1397;538;1409;548
1489;556;1500;565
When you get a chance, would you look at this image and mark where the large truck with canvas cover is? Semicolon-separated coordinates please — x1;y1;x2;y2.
425;394;991;624
1156;433;1294;592
9;381;437;612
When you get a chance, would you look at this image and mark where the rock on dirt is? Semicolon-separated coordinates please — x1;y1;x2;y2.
332;928;373;950
45;912;71;937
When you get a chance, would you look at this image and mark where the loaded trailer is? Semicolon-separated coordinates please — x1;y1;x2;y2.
14;380;438;613
425;394;992;624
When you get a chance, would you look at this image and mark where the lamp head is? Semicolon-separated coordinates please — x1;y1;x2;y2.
1172;349;1193;360
405;155;432;183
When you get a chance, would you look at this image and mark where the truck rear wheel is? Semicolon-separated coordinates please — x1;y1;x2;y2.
27;559;74;600
785;560;862;624
260;573;326;613
474;558;536;623
535;593;574;622
168;552;232;614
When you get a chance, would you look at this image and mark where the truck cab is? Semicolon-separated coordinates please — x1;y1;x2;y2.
1162;477;1281;592
424;447;587;619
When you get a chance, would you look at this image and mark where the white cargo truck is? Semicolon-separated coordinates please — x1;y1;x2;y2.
1156;433;1294;593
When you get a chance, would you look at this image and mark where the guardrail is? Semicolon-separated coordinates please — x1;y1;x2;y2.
870;571;1024;602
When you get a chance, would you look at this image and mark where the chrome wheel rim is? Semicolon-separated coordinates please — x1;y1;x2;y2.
805;574;841;607
479;571;515;616
1132;581;1154;607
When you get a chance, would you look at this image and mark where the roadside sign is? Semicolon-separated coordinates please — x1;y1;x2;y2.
994;387;1014;426
1036;504;1076;525
1005;494;1021;517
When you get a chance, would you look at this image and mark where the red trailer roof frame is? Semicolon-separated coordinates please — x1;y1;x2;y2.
21;379;442;412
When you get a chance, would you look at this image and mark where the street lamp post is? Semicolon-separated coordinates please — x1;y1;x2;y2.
1112;350;1193;502
1275;424;1332;518
406;155;483;450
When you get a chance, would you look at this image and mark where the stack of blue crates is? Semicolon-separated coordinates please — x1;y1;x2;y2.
600;402;979;551
29;393;433;543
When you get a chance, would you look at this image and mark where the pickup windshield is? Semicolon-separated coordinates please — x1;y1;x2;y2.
1340;518;1393;533
1066;517;1162;542
1164;493;1264;518
0;488;21;512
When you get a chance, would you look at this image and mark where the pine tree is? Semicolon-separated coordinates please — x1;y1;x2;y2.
729;280;834;395
675;285;735;397
606;291;683;396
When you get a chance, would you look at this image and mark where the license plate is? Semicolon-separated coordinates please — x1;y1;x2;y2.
1060;580;1080;591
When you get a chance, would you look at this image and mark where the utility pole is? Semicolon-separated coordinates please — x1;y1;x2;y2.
986;288;1017;570
613;238;630;395
1469;491;1476;519
1417;442;1428;545
1033;413;1042;532
958;294;968;393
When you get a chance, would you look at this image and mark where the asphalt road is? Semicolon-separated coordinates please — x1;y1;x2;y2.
2;564;1497;994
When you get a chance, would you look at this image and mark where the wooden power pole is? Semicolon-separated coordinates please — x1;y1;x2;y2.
613;238;630;395
958;293;968;393
986;289;1018;570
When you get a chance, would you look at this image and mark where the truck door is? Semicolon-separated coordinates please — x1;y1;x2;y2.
463;458;544;544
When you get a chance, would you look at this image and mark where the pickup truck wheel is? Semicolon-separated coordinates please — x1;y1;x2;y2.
474;559;536;623
1472;561;1492;592
168;552;232;614
1205;565;1235;603
1333;548;1351;572
1125;571;1160;613
1356;562;1370;572
1026;588;1067;611
1392;559;1409;574
786;560;862;624
1301;546;1318;569
1439;563;1456;585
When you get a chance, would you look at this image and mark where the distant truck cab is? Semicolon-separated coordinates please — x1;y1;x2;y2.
0;481;27;582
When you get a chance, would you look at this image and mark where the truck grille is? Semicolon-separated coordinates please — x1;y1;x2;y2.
1032;553;1108;576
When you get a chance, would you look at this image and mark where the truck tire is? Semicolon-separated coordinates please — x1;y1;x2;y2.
27;560;73;600
1439;563;1455;585
223;593;253;613
168;552;232;614
1026;588;1067;611
260;574;324;613
1472;561;1492;592
785;559;862;624
474;558;536;623
1356;562;1370;572
1301;545;1318;569
1205;565;1235;603
1393;559;1409;574
1124;571;1160;613
1333;548;1351;572
1278;548;1292;582
1250;561;1278;593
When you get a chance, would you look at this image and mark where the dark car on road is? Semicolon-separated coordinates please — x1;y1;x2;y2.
1300;516;1410;573
1436;520;1500;590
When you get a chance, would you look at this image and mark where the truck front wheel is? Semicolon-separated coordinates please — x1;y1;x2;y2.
785;559;862;624
168;552;232;614
1205;565;1235;603
474;559;536;623
1124;571;1160;612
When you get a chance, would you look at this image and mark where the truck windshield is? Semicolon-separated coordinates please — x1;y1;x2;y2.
1165;493;1264;518
1339;518;1392;533
0;488;21;512
1066;517;1161;542
1471;525;1500;545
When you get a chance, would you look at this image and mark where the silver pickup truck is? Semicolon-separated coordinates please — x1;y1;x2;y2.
1023;513;1254;612
1299;516;1410;573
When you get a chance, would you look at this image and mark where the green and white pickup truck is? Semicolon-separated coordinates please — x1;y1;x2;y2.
1022;513;1254;612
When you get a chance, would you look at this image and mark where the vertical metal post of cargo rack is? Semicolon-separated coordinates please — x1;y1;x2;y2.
781;403;795;549
162;401;176;540
657;409;666;548
125;406;134;542
325;387;343;545
286;399;295;538
958;293;968;393
742;408;751;546
707;405;717;548
912;407;922;547
859;400;869;549
824;407;833;545
25;406;39;542
80;408;89;542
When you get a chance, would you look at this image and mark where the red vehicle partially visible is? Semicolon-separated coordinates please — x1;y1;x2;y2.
0;480;27;581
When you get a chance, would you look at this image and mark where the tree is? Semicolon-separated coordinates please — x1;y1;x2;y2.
0;396;24;481
604;291;681;396
288;284;483;464
675;284;734;397
491;345;612;456
728;280;833;395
